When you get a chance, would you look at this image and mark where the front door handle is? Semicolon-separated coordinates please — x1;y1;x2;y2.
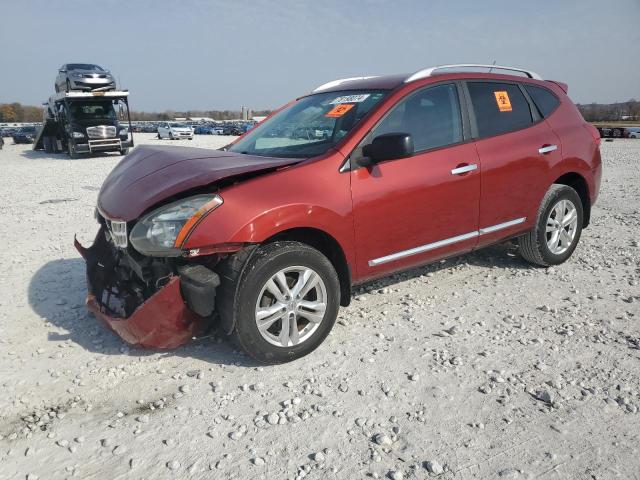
538;144;558;154
451;163;478;175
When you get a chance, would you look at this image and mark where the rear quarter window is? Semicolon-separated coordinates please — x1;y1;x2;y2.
524;84;560;118
467;82;533;138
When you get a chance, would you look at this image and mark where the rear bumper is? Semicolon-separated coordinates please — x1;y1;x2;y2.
74;233;205;349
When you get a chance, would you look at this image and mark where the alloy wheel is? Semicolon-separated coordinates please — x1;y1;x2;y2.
545;199;578;255
254;266;327;347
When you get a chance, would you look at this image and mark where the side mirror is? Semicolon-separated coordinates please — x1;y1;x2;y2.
361;133;414;165
59;69;66;73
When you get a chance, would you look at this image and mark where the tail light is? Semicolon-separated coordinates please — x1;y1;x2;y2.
584;124;601;147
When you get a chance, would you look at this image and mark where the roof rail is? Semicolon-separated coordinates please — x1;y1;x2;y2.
312;76;378;92
405;64;543;83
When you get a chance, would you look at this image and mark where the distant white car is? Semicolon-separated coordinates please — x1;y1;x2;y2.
628;129;640;139
157;123;193;140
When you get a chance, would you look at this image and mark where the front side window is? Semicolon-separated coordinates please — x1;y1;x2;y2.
370;83;463;152
228;90;388;158
467;82;533;138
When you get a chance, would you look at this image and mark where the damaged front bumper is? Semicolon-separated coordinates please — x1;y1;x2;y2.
74;228;217;349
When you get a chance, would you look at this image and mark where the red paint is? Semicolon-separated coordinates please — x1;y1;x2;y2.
98;144;302;221
85;277;203;349
84;70;602;349
184;72;600;283
350;142;480;280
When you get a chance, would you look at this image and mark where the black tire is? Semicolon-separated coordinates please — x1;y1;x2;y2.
169;133;174;140
66;79;71;92
54;84;59;93
518;184;584;267
43;136;53;153
120;148;129;155
157;132;162;139
67;139;80;159
221;241;340;364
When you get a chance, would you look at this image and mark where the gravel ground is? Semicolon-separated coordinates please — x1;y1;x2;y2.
0;134;639;480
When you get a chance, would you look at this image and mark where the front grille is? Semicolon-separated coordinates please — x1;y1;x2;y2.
87;125;116;139
108;220;128;248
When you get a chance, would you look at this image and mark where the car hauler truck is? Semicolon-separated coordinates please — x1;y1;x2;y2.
33;90;133;158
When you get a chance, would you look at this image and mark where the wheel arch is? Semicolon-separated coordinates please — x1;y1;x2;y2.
553;172;591;227
265;227;352;307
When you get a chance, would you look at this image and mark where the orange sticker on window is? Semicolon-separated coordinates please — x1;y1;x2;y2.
325;103;354;118
494;91;512;112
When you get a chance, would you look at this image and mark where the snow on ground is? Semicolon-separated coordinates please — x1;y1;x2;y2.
0;135;639;479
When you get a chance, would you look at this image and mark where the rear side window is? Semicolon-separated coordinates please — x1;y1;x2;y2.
372;83;463;152
524;84;560;118
467;82;533;138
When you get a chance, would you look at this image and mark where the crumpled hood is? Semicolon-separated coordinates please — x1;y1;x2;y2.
98;145;301;221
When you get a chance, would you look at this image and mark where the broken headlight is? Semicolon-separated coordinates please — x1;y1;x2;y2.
129;194;223;256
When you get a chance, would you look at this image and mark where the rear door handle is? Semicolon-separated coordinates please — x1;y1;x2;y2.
538;144;558;154
451;164;478;175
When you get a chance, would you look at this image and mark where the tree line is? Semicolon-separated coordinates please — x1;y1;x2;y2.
0;103;271;123
576;99;639;122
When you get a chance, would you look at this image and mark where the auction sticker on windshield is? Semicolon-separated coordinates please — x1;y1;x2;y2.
330;94;370;104
325;104;355;118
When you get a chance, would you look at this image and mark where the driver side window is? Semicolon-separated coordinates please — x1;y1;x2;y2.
372;83;463;153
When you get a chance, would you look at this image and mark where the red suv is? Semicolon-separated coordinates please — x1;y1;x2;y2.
76;64;602;363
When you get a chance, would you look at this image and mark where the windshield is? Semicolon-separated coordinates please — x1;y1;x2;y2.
69;102;116;120
228;90;388;158
68;64;103;71
169;123;186;128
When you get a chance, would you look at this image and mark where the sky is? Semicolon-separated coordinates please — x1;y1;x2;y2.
1;0;639;111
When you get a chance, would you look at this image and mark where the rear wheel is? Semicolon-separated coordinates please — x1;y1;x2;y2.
222;241;340;364
519;184;583;266
43;136;53;153
120;148;129;155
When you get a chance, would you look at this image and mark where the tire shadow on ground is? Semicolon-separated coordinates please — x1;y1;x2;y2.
354;241;537;293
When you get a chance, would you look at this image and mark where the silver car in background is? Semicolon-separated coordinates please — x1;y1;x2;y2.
55;64;116;92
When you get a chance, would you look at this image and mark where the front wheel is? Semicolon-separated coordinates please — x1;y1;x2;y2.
120;148;129;155
518;184;583;266
222;241;340;364
67;139;80;159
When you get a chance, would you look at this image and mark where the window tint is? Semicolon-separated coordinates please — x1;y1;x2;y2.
372;83;462;152
524;84;560;118
467;82;533;138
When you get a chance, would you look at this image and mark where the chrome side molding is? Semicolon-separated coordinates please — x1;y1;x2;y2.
368;217;527;267
478;217;526;235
